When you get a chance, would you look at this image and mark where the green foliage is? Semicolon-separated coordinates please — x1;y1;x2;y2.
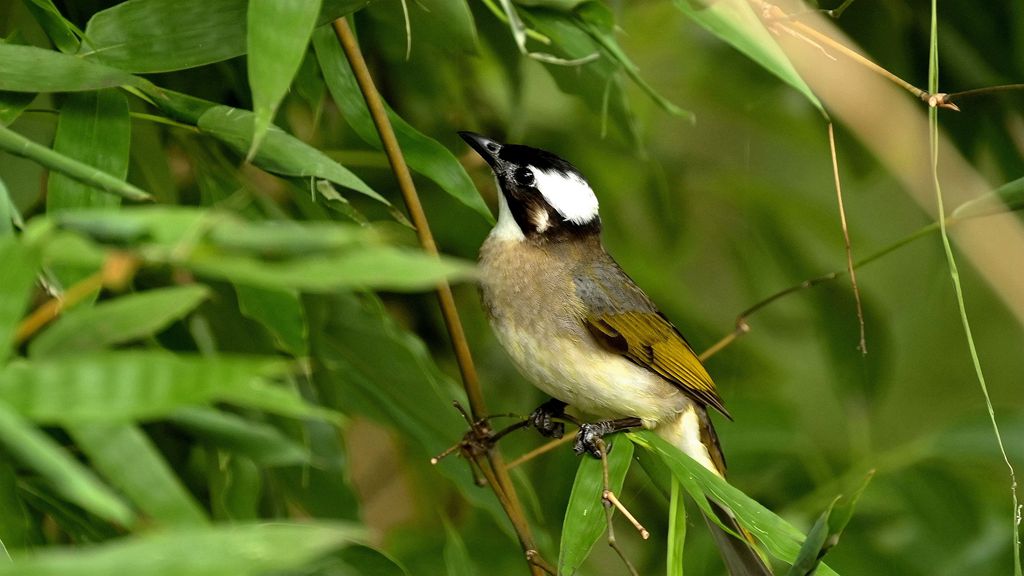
0;1;1020;575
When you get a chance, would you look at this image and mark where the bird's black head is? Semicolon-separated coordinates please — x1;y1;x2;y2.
459;131;601;241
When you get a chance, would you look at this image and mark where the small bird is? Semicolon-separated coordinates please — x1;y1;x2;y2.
460;132;772;576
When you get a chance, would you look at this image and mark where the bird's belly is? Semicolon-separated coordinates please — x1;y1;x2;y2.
492;323;686;425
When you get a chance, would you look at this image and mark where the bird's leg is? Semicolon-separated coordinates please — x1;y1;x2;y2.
528;398;569;438
574;417;644;458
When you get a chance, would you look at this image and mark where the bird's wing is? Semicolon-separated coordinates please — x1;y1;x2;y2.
574;256;730;419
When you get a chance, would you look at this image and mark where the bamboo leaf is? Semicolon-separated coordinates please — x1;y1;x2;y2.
0;400;134;527
311;26;493;223
951;176;1024;220
0;352;334;424
196;105;385;203
0;44;143;93
186;246;475;293
0;522;364;576
170;407;310;467
671;0;824;114
0;124;150;202
0;237;39;365
68;424;209;527
47;90;130;213
22;0;80;54
558;437;633;575
0;460;36;552
29;285;211;358
80;0;373;73
628;430;840;575
235;286;308;356
442;517;477;576
668;477;686;576
247;0;322;158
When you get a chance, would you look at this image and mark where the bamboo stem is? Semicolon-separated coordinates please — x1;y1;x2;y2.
331;18;545;575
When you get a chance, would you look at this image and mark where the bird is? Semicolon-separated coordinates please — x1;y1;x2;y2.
460;131;772;576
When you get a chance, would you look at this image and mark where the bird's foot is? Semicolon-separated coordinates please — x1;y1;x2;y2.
528;398;567;438
573;417;643;459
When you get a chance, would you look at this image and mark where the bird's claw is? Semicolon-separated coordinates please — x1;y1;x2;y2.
528;399;566;439
573;422;611;459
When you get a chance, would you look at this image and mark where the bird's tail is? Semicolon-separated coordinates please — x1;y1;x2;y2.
656;407;773;576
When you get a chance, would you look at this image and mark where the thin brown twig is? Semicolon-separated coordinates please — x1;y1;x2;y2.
828;122;867;354
331;18;546;575
752;0;960;111
507;435;575;469
595;438;640;576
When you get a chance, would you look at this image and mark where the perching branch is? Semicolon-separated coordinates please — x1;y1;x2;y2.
331;18;549;576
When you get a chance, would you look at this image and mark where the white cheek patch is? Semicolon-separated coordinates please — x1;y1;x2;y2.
530;167;599;224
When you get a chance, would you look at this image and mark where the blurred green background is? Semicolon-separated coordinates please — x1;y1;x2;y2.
1;0;1022;575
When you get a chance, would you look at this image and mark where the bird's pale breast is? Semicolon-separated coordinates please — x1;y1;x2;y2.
479;237;688;425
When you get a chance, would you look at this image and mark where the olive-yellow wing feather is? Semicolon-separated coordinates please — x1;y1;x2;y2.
573;252;730;418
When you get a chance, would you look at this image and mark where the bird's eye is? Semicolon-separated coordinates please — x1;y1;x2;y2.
513;167;535;187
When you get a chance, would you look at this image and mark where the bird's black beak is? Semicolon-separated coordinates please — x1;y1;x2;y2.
458;131;502;168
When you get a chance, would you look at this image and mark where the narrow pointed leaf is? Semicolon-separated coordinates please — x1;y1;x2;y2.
312;26;493;222
235;286;308;356
628;430;840;575
69;424;208;527
247;0;322;158
0;44;143;92
0;237;39;365
558;437;634;575
0;352;332;424
186;246;475;293
0;460;36;552
23;0;80;54
442;517;477;576
0;400;134;526
170;407;310;467
29;285;211;358
47;89;130;213
951;176;1024;220
672;0;823;114
668;477;687;576
196;105;385;202
80;0;374;73
0;522;364;576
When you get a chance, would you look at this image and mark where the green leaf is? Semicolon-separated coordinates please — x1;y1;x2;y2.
558;437;634;575
47;89;130;213
196;105;385;202
786;470;872;576
68;424;209;527
442;517;477;576
671;0;823;114
0;522;364;576
574;3;693;121
0;352;335;424
29;285;211;358
0;237;39;365
0;177;19;236
311;294;505;523
668;477;686;576
235;286;308;356
170;407;310;467
951;176;1024;220
187;246;475;293
0;124;150;202
628;430;840;576
22;0;80;54
0;34;38;126
209;453;261;521
0;44;143;93
247;0;322;158
208;219;372;258
80;0;373;73
0;400;134;527
312;26;493;223
0;460;36;552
